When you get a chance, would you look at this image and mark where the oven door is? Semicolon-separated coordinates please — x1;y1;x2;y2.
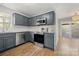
34;34;44;44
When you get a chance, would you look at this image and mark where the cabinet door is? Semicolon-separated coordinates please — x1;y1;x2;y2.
27;18;32;26
24;17;29;26
24;32;33;42
5;36;16;49
0;37;5;51
28;32;34;42
4;33;16;49
14;13;29;26
44;33;54;50
48;11;55;25
25;18;33;26
15;13;24;25
24;32;29;42
29;17;37;26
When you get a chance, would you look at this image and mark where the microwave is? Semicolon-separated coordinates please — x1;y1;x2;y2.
36;17;47;25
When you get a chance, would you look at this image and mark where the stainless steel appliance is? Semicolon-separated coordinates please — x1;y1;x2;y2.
16;33;25;45
34;33;44;48
36;17;47;25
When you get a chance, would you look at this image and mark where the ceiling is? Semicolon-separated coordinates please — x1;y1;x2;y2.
1;3;79;17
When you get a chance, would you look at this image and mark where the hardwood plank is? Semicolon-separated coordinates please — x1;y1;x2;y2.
56;37;79;56
0;42;56;56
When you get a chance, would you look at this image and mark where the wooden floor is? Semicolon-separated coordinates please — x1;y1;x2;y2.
56;36;79;56
0;42;56;56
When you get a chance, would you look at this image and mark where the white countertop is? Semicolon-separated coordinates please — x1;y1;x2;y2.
0;31;54;34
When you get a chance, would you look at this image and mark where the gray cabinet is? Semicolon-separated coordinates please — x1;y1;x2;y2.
43;11;55;25
14;13;24;25
29;11;55;26
44;33;54;50
4;34;16;49
27;18;33;26
24;17;29;26
14;13;29;26
24;32;34;42
31;17;37;26
0;33;16;51
28;17;37;26
14;11;55;26
0;37;5;51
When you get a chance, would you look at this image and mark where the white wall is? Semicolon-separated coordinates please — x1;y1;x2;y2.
13;25;55;33
54;5;79;49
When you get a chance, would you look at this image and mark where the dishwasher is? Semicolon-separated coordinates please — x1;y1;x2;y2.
16;33;25;45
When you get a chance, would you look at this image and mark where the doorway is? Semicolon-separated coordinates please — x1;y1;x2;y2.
57;18;79;56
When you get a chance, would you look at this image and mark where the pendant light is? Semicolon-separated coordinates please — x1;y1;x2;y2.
72;12;79;23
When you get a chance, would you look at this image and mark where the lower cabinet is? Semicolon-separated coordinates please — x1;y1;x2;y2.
4;36;16;49
24;32;34;42
44;33;54;50
0;33;16;51
0;38;5;51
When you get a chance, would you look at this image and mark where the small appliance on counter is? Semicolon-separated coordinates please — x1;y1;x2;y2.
41;27;49;33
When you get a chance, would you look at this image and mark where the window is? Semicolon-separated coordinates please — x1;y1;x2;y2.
0;16;10;32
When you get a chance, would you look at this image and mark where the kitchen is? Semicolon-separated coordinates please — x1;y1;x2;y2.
0;4;55;56
0;3;79;56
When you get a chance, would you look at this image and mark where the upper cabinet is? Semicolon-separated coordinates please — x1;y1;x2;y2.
13;11;55;26
29;11;55;26
14;13;29;26
42;11;55;25
28;17;37;26
24;16;30;26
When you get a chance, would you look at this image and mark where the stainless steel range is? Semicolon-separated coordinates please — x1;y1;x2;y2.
34;33;44;48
